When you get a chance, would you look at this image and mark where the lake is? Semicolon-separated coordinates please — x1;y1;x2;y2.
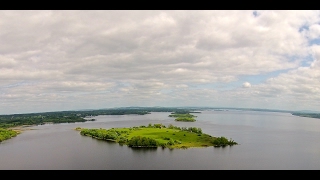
1;110;320;170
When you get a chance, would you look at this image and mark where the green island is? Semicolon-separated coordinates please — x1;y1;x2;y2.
75;123;238;149
169;111;197;122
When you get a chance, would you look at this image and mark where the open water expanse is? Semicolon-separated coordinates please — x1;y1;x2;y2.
1;110;320;170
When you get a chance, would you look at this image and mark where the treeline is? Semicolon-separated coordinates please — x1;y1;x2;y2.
78;107;201;116
292;113;320;119
164;124;202;134
0;114;93;129
213;137;237;147
0;109;150;129
0;107;201;129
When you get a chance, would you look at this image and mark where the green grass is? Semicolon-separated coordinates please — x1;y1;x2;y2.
0;128;19;142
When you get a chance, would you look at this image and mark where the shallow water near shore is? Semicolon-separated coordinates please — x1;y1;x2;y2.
1;110;320;170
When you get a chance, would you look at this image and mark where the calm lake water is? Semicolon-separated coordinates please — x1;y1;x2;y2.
1;110;320;170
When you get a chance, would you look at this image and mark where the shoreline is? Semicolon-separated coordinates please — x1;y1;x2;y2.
8;125;37;133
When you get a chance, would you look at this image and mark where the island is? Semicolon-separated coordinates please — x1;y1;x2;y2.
168;112;197;122
75;123;238;149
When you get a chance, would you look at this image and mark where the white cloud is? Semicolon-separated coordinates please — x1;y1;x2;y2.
307;24;320;40
1;10;320;114
242;82;251;88
0;55;17;68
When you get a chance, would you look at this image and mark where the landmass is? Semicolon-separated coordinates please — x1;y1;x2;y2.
0;107;200;143
75;123;238;149
168;112;197;122
2;106;319;144
291;112;320;119
0;128;19;142
4;106;303;144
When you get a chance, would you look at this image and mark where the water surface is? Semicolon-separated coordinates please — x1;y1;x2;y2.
1;110;320;170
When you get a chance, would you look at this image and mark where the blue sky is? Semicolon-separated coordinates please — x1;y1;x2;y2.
1;10;320;114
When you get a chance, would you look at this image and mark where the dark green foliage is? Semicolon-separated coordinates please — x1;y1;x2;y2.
153;124;163;128
0;114;88;128
127;136;158;147
180;127;202;134
169;113;197;122
80;128;120;141
212;136;238;147
167;124;201;133
117;136;127;145
167;139;175;145
171;110;191;114
150;123;166;128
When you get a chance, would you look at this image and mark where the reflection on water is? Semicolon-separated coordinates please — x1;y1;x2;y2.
131;147;158;152
1;111;320;170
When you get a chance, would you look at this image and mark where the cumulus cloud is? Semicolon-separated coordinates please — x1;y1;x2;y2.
1;10;320;114
242;82;251;88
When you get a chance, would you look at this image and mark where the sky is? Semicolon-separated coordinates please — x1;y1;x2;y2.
1;10;320;115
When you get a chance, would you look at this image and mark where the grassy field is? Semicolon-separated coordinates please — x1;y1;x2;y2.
76;124;237;149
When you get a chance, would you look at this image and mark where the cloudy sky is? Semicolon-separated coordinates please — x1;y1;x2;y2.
1;10;320;114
